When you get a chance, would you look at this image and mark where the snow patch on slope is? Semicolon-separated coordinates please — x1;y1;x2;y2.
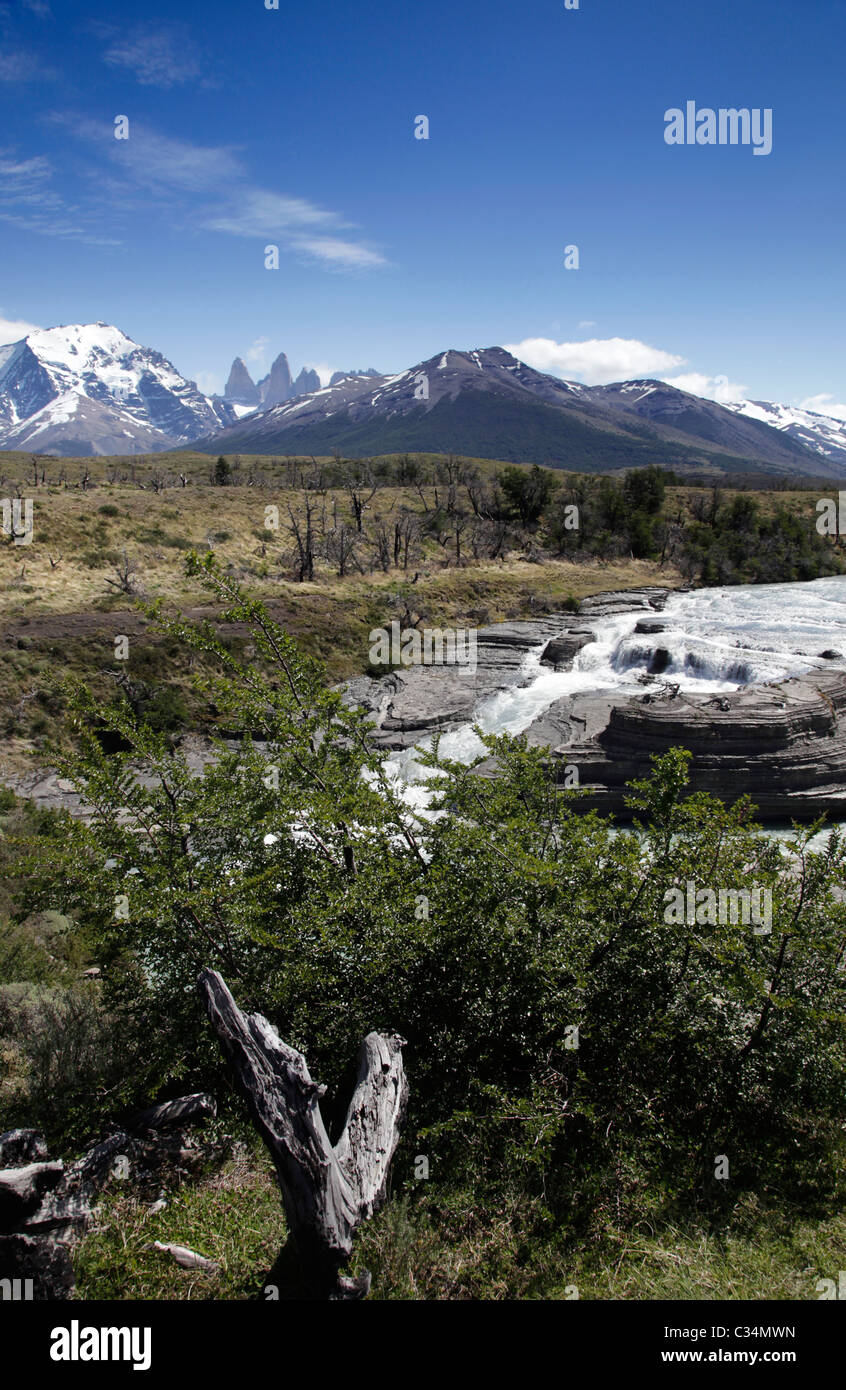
727;398;846;463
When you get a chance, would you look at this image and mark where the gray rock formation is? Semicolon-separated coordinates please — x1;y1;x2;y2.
197;348;836;474
224;356;260;405
292;366;320;396
578;587;672;617
540;630;596;671
258;352;293;406
553;668;846;821
343;615;582;750
7;582;846;827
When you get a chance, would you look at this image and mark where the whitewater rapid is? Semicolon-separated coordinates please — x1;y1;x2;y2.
383;577;846;804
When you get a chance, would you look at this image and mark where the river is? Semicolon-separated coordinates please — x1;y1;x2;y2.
384;576;846;823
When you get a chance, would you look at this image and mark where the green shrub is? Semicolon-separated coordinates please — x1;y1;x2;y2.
16;559;846;1205
0;984;131;1146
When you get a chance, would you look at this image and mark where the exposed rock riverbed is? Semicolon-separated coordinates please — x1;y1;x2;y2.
344;583;846;822
6;583;846;823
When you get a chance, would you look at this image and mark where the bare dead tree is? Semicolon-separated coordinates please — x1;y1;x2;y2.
104;550;140;595
452;512;471;566
326;523;360;577
393;514;417;570
466;476;496;519
369;516;393;573
287;499;317;581
343;464;377;534
101;665;149;718
413;476;432;514
198;969;407;1300
10;686;39;721
471;516;509;560
395;453;421;486
401;514;419;570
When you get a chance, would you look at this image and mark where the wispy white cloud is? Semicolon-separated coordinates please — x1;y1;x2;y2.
0;307;41;346
101;23;210;89
663;371;748;404
290;236;387;268
206;189;341;236
303;361;339;387
47;114;387;271
0;48;45;81
0;148;120;244
800;393;846;422
54;116;243;194
506;335;751;403
194;369;223;397
506;335;685;385
0;0;52;77
0;151;57;202
245;336;270;366
120;127;243;194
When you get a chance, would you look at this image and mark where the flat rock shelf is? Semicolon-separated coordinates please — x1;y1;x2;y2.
554;668;846;821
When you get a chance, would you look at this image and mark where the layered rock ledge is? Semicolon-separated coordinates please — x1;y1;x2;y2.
554;669;846;821
342;616;589;750
341;589;674;751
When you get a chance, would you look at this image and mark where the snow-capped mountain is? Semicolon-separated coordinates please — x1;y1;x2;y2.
329;367;380;387
2;325;842;477
0;323;236;455
725;399;846;471
198;346;838;477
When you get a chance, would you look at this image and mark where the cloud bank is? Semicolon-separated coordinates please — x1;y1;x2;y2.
505;335;685;385
505;335;748;402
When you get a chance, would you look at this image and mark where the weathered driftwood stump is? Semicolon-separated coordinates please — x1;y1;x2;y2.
198;968;407;1300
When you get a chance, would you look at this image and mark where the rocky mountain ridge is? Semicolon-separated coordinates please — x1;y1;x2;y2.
201;347;845;478
0;323;235;456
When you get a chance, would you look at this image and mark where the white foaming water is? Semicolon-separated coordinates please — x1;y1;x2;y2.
384;577;846;802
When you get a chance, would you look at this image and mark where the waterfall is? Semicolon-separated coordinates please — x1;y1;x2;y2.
385;576;846;801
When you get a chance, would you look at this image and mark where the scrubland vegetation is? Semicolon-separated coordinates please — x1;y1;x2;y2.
0;535;844;1299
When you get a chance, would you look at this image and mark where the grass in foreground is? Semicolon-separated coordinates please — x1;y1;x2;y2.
73;1152;846;1301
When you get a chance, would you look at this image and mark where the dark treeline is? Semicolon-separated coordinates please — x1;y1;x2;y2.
3;448;840;589
212;451;844;588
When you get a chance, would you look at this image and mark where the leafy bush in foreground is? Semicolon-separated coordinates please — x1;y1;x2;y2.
11;556;846;1219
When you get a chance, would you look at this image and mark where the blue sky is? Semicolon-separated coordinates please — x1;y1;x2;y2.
0;0;844;414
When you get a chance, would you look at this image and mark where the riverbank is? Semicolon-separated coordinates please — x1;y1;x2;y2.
8;576;846;824
360;576;846;824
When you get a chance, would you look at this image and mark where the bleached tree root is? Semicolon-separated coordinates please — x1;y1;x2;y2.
198;968;407;1299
